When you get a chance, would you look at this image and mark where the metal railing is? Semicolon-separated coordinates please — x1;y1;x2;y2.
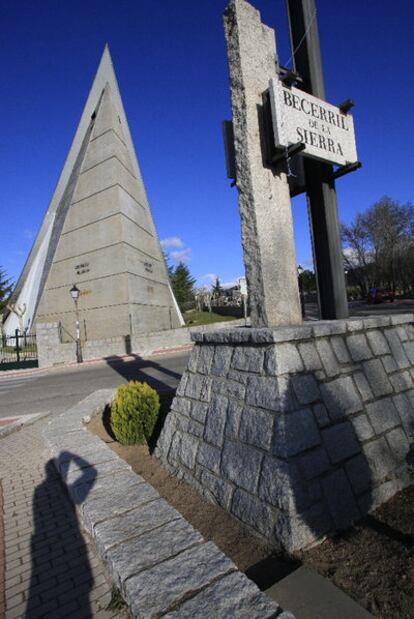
1;330;37;364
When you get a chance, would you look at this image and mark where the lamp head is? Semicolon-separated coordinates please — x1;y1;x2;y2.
70;284;80;301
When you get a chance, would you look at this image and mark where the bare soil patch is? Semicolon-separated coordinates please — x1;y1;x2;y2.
299;486;414;618
88;401;414;617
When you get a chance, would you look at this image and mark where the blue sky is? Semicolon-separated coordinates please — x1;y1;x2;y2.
1;0;413;289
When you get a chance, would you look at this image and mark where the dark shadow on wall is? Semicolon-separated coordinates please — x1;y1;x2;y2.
253;359;414;593
157;342;414;599
26;453;97;618
104;353;183;392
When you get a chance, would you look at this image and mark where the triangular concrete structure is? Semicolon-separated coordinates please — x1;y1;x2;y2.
5;46;184;339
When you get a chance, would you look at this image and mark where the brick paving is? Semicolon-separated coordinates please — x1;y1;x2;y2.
0;420;129;618
1;481;5;617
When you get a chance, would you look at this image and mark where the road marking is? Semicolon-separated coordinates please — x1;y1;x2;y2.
0;413;50;433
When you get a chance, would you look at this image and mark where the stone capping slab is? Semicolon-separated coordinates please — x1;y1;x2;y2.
42;389;289;619
191;315;414;344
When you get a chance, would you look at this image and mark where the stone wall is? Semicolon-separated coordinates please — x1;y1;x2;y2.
37;319;247;367
37;322;129;367
83;336;129;360
156;314;414;551
131;318;246;356
37;322;77;367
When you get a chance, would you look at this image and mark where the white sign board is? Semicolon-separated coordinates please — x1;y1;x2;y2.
269;77;357;167
238;277;247;296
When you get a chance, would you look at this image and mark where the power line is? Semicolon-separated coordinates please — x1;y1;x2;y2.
284;5;317;68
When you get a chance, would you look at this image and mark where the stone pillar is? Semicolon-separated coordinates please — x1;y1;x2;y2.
224;0;302;327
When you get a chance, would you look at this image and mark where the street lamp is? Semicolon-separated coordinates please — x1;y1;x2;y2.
70;284;83;363
297;265;305;319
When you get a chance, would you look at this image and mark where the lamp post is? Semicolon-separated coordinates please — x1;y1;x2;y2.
297;265;305;319
70;284;83;363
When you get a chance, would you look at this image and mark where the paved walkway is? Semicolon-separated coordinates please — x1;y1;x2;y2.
0;419;129;618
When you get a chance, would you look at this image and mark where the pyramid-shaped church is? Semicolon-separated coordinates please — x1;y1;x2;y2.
5;46;183;341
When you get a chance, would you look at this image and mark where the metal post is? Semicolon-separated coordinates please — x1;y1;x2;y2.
74;299;83;363
298;268;306;319
242;294;248;327
15;329;20;363
286;0;349;319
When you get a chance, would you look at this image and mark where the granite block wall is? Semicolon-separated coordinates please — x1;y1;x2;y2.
156;315;414;551
37;322;77;367
36;322;129;366
83;336;129;360
37;319;247;367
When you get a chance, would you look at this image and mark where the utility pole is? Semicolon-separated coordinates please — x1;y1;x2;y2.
286;0;349;319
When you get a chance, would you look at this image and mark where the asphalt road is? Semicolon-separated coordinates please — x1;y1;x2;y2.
0;351;190;420
1;300;413;422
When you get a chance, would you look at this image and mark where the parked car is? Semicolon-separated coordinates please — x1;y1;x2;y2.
367;288;395;304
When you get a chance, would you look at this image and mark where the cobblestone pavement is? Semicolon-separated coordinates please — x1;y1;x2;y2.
0;419;129;619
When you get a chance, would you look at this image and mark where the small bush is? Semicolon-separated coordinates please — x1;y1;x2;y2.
110;381;160;445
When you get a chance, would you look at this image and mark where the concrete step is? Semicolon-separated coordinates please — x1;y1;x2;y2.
266;566;374;619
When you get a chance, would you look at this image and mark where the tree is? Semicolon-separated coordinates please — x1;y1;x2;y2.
298;269;316;294
341;196;414;297
163;251;175;280
194;286;212;312
212;276;222;299
341;213;372;297
364;197;413;289
0;267;13;314
0;267;14;335
170;262;196;310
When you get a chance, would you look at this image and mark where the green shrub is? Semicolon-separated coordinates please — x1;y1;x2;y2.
110;381;160;445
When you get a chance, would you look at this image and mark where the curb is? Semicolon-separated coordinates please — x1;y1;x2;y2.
42;390;294;619
0;411;53;439
0;366;49;379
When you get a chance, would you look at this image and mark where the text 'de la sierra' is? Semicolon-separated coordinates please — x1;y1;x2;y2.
269;77;357;167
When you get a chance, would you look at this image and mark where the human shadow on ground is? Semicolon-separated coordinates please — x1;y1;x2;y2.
26;453;97;618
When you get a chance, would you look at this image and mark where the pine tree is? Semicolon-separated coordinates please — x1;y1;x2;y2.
163;251;175;280
170;262;196;310
0;267;13;315
212;276;222;299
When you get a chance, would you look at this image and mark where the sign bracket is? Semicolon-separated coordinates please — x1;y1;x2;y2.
332;160;362;180
278;65;304;87
338;99;355;114
270;141;306;165
280;69;301;88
